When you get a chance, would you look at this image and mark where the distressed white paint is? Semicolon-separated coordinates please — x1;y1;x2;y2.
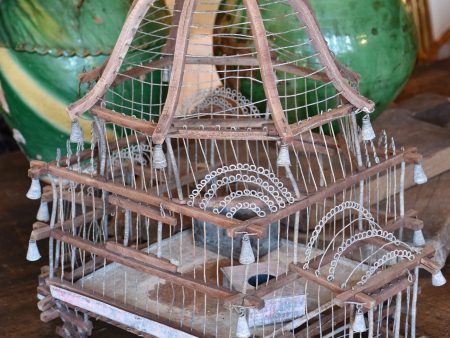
50;285;197;338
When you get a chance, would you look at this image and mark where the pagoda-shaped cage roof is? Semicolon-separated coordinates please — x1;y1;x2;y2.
70;0;374;145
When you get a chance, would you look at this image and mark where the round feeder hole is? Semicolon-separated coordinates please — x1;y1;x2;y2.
248;274;275;287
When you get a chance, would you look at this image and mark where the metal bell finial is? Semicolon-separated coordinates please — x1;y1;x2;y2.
70;119;84;143
432;270;447;287
36;200;50;222
361;114;375;141
276;143;291;167
26;178;41;200
414;163;427;185
352;306;367;333
413;229;426;246
26;239;41;261
162;65;172;83
236;310;251;338
239;234;255;265
152;144;167;169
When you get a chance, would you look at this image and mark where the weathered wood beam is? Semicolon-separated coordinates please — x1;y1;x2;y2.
91;106;156;135
44;163;243;233
104;241;177;272
108;195;177;226
290;104;354;136
31;209;104;241
50;229;247;303
244;0;293;142
289;262;376;309
47;278;211;338
152;0;197;144
335;245;435;305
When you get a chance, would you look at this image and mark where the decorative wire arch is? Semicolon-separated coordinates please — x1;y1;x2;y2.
303;201;377;269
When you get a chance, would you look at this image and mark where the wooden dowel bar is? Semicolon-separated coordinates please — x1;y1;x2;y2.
83;55;330;87
108;195;177;226
335;245;435;305
37;295;55;312
171;117;275;129
289;262;342;293
170;128;278;141
67;258;107;283
91;106;156;135
37;285;51;298
289;262;375;309
50;229;240;301
40;308;59;323
383;216;423;232
373;276;414;306
40;189;104;207
104;241;177;272
290;104;354;136
31;209;104;241
151;0;197;144
243;0;293;142
419;256;441;274
46;164;243;232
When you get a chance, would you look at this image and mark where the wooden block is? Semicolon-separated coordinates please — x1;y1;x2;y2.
40;308;59;323
37;295;55;312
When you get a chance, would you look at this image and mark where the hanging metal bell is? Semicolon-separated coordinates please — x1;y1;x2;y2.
26;178;42;200
236;310;251;338
152;144;167;169
26;239;41;262
413;229;426;246
432;270;447;287
162;65;172;83
276;143;291;167
361;114;376;141
70;119;84;144
413;163;427;185
239;235;255;265
36;200;50;222
352;307;367;333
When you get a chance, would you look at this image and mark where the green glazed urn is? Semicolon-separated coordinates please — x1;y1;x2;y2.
215;0;417;125
0;0;168;161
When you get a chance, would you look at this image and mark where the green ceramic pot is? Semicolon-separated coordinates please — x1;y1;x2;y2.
0;0;168;161
215;0;417;126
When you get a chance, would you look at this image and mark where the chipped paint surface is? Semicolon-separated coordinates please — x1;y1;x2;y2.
50;285;197;338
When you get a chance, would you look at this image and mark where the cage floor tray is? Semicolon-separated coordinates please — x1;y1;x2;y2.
69;230;366;337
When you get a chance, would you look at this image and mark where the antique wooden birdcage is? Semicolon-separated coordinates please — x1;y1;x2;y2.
25;0;446;337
